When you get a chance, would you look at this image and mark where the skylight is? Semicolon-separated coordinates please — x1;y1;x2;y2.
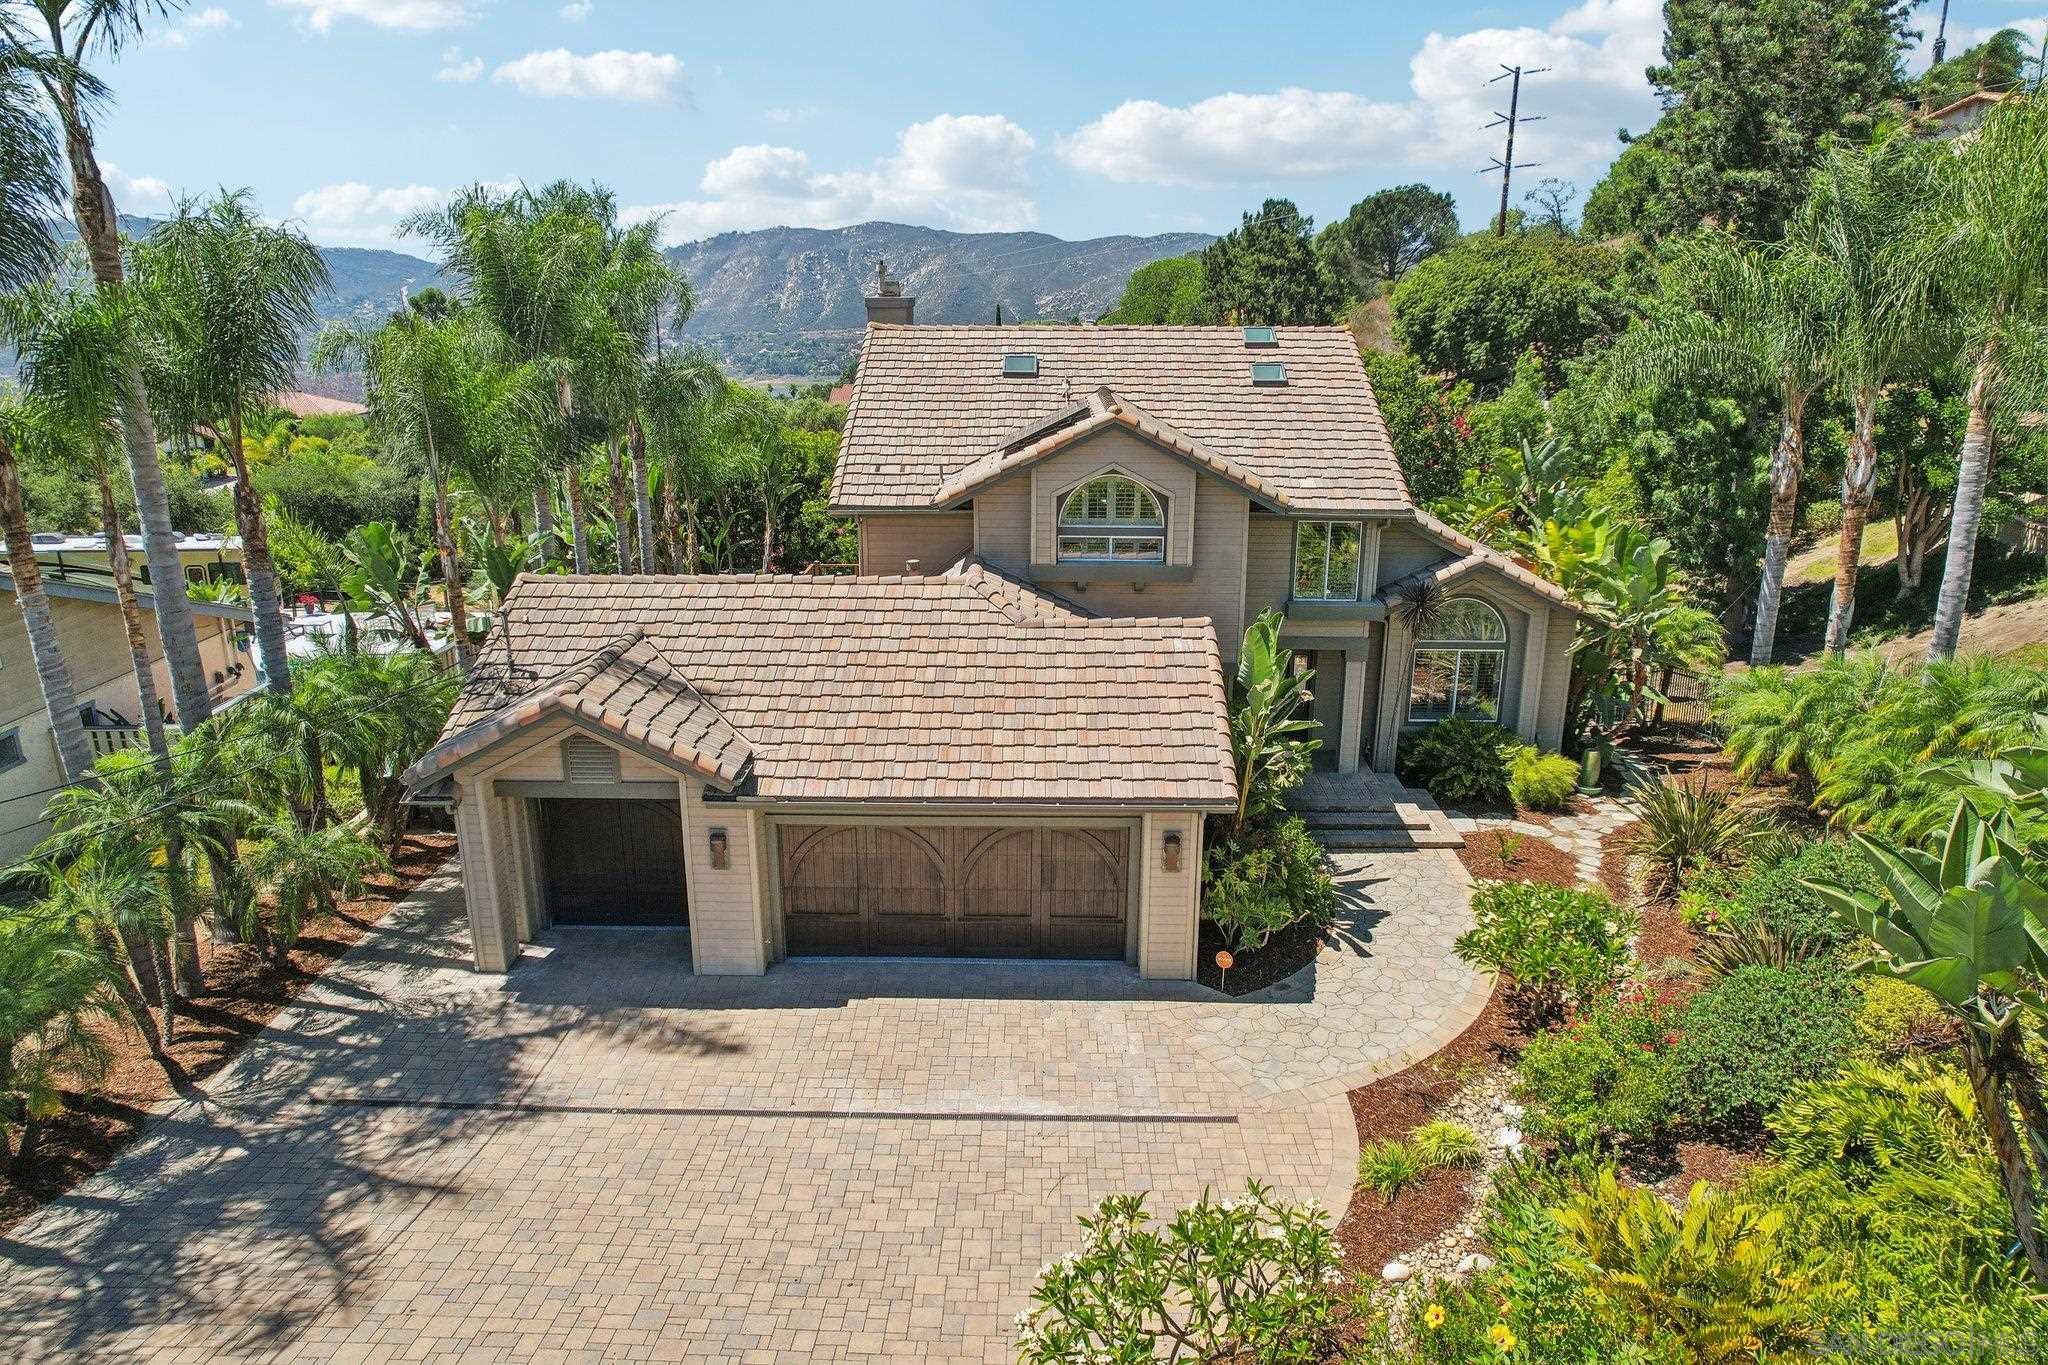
1250;361;1288;385
1002;353;1040;377
1242;325;1277;346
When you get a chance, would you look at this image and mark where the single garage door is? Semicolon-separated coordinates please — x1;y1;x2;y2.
779;823;1130;958
539;797;687;926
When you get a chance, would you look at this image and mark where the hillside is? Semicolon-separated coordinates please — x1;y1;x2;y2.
37;217;1206;385
667;222;1211;376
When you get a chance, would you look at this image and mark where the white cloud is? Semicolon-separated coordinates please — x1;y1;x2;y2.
435;46;483;83
290;181;447;246
491;48;685;104
1061;0;1662;189
763;104;817;125
104;163;172;215
270;0;476;33
154;5;240;47
559;0;593;19
624;113;1039;242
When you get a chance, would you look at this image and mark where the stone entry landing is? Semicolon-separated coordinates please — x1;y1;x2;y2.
1286;769;1464;850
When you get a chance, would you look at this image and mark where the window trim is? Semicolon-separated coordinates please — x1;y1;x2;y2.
0;726;24;775
1055;471;1168;565
1407;597;1509;724
1291;521;1365;602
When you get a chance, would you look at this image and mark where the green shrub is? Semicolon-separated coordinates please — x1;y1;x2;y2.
1017;1181;1383;1363
1672;964;1855;1133
1200;815;1337;952
1726;837;1877;947
1397;716;1516;806
1517;989;1683;1150
1754;1060;2044;1351
1852;976;1950;1055
1508;745;1580;811
1456;880;1638;1023
1410;1119;1482;1170
1627;777;1776;900
1358;1139;1424;1203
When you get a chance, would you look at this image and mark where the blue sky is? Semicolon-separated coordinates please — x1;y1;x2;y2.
83;0;2046;252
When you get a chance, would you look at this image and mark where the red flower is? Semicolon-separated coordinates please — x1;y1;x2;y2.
1663;1031;1682;1047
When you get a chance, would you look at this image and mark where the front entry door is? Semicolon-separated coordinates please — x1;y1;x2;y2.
539;797;687;926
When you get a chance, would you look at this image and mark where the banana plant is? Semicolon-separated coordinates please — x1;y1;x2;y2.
1804;800;2048;1285
1226;609;1319;835
341;521;433;652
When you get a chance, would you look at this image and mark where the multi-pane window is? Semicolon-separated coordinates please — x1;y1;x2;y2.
1293;522;1362;600
1408;597;1508;722
1057;474;1166;562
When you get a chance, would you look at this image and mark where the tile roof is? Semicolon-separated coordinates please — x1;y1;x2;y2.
406;568;1237;808
834;324;1413;515
929;386;1292;511
1384;510;1578;610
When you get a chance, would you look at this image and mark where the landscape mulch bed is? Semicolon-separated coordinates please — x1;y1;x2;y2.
0;832;455;1236
1196;912;1324;995
1337;988;1527;1273
1455;829;1579;889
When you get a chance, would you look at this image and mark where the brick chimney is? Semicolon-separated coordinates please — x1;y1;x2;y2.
864;258;914;326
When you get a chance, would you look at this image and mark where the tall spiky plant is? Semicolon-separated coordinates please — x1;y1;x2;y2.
1912;97;2048;662
1605;232;1841;665
6;1;217;728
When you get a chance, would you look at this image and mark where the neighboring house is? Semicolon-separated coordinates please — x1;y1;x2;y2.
0;565;258;863
27;530;245;589
268;389;369;418
1917;89;2010;141
407;292;1577;981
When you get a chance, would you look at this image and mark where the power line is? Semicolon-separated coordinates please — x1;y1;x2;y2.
1479;64;1547;237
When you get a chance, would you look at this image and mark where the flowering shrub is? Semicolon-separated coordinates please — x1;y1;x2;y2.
1455;881;1638;1025
1016;1182;1386;1364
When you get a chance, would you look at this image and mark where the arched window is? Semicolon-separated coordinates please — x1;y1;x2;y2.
1057;473;1166;563
1409;597;1508;722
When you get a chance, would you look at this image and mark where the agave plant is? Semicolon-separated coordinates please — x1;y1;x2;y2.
1627;777;1776;901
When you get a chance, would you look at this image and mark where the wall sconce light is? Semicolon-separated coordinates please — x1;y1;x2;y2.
1161;830;1183;873
707;827;730;870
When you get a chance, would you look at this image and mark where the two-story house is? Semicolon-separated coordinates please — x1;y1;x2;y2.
406;305;1577;984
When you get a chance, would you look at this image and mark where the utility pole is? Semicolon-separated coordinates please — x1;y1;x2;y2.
1930;0;1952;68
1482;64;1546;236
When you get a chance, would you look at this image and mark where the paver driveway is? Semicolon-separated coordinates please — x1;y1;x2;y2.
1;848;1483;1363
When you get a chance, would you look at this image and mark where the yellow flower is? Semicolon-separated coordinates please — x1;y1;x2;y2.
1424;1304;1446;1330
1489;1323;1517;1353
1497;1300;1512;1316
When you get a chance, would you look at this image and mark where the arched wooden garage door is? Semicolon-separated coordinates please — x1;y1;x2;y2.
779;823;1131;958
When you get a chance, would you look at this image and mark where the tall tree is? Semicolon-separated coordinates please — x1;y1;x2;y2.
1097;256;1211;324
7;0;217;728
134;191;330;696
1916;97;2048;663
641;347;729;570
1641;0;1914;239
1797;138;1947;654
1390;229;1626;392
1912;26;2034;109
1605;232;1838;665
1316;184;1459;298
1199;199;1342;326
0;402;94;782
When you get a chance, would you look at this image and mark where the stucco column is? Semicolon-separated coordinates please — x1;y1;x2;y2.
1337;648;1369;774
1372;616;1411;772
1517;607;1549;745
455;779;520;972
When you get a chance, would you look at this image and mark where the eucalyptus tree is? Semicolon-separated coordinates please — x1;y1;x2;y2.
1796;139;1948;655
1914;98;2048;663
134;191;329;696
4;0;216;727
1605;233;1840;665
5;278;172;760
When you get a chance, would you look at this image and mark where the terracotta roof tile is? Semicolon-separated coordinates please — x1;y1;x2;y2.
834;324;1411;515
406;568;1237;809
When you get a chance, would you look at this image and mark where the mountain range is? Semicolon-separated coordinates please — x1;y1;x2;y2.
58;217;1210;385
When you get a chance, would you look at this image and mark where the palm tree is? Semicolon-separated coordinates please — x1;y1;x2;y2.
403;180;617;574
33;846;171;1053
0;908;115;1174
133;190;330;696
0;34;63;292
1796;139;1948;655
641;348;728;570
1605;233;1839;665
0;402;95;781
6;1;217;728
596;210;692;572
1914;97;2048;662
299;646;458;848
5;278;173;762
240;811;382;964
